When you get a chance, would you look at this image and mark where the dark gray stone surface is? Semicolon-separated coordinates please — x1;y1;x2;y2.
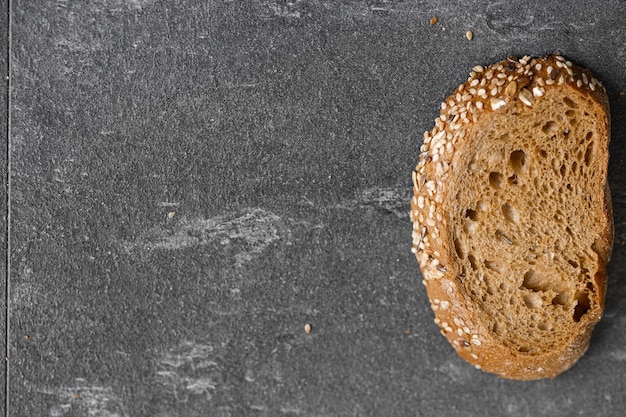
5;1;626;416
1;0;8;414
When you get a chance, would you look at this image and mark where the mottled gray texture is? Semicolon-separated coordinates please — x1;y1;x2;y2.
6;0;626;416
1;0;8;414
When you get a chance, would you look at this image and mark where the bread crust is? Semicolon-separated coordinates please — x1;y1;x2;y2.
410;55;612;380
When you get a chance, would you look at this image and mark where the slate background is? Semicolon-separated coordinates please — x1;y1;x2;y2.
1;0;7;414
3;1;626;416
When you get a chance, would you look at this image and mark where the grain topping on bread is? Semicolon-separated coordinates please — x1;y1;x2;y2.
410;55;612;380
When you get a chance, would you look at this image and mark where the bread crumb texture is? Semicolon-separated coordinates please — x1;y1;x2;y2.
411;55;613;380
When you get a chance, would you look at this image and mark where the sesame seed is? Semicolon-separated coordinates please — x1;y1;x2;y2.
532;86;544;97
555;55;565;61
440;300;450;310
457;328;464;336
535;63;542;71
472;65;484;73
546;65;553;74
582;73;588;84
477;88;486;96
476;101;483;110
305;323;312;334
590;83;596;91
545;79;555;85
470;353;478;360
490;87;498;96
470;79;479;87
504;80;517;97
472;338;482;346
490;97;506;110
475;364;482;370
518;88;533;107
466;30;473;41
565;60;573;68
577;79;583;88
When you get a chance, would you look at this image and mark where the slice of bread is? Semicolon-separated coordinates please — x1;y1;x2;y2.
410;55;613;380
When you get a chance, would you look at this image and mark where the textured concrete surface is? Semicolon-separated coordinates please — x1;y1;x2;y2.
1;0;8;414
4;1;626;416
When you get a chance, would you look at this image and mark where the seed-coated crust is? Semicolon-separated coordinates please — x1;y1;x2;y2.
410;55;612;380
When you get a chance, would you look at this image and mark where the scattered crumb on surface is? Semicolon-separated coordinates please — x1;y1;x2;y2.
167;211;176;219
305;323;312;334
429;16;437;26
466;30;473;41
405;329;411;335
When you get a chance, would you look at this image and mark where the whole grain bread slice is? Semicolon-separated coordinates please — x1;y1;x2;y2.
410;55;613;380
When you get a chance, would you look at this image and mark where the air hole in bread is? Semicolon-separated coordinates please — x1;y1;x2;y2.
573;292;591;322
563;96;577;108
508;173;518;185
565;109;575;117
559;164;566;177
522;270;550;292
502;203;519;223
584;141;594;166
465;208;479;221
484;260;501;272
468;254;478;271
538;149;548;158
518;346;532;353
552;291;569;306
537;322;551;331
510;150;528;174
489;172;504;189
524;293;543;309
454;238;465;259
542;121;558;135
